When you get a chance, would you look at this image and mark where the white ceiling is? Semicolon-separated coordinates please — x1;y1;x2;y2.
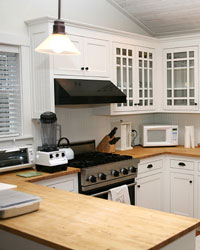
107;0;200;37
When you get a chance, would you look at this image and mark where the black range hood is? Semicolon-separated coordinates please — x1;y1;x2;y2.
54;78;126;105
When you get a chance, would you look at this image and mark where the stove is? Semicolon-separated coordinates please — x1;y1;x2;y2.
68;140;140;196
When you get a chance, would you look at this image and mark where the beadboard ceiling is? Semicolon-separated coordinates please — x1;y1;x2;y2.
107;0;200;37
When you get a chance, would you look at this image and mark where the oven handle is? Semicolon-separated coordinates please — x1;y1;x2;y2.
90;182;137;197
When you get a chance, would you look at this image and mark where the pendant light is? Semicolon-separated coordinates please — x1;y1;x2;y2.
35;0;80;55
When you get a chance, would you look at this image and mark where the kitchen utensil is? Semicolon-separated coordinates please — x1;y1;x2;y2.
131;129;138;147
0;189;41;219
111;121;132;151
184;126;195;148
57;137;74;160
97;127;119;153
109;137;120;145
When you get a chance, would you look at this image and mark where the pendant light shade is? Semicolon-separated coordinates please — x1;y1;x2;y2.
35;0;80;55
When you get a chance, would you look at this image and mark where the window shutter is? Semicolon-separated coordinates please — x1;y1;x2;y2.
0;51;21;137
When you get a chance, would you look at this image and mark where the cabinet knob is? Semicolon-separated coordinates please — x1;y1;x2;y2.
85;67;89;70
147;164;153;169
137;185;140;188
195;103;198;106
189;180;192;184
178;162;186;167
81;67;84;70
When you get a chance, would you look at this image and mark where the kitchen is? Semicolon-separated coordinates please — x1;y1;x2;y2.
1;0;200;249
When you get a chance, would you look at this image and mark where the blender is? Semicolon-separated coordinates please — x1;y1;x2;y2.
35;112;68;173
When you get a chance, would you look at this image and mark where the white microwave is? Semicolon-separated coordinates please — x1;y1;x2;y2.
141;125;178;147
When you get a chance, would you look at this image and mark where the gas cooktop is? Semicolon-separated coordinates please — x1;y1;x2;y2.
68;152;132;168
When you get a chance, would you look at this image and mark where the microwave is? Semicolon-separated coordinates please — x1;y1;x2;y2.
141;125;178;147
0;146;35;173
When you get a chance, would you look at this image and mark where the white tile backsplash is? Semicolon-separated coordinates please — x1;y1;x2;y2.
56;108;200;147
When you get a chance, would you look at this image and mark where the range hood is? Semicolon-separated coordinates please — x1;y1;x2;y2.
54;78;126;105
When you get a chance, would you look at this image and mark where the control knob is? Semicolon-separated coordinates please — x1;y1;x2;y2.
111;170;119;177
121;168;128;175
88;175;97;183
129;166;137;173
98;173;106;180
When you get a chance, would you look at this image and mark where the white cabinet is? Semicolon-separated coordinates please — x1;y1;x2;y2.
35;173;78;193
53;35;110;78
112;43;155;114
170;172;194;217
136;157;163;210
163;47;198;111
136;173;162;210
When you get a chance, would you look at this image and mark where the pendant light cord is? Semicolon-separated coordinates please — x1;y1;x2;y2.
58;0;61;20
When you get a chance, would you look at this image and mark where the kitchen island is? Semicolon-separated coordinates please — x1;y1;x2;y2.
0;167;200;250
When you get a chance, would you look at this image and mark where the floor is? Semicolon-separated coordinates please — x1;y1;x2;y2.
196;236;200;250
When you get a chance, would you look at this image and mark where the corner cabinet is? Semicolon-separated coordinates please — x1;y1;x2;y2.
112;43;156;114
163;47;198;111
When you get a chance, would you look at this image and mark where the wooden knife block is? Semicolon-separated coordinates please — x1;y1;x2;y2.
97;135;116;153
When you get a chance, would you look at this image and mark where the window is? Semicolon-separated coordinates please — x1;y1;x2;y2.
0;50;21;137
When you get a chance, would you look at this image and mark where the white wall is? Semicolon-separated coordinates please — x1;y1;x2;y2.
154;113;200;146
55;107;155;146
0;0;150;37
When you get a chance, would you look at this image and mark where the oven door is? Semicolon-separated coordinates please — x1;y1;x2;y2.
80;179;136;205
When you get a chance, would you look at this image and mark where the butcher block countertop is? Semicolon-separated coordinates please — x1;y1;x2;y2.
0;166;200;250
116;145;200;159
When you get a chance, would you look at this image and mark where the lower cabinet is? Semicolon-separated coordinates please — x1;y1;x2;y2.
35;173;78;193
136;173;162;210
170;172;194;217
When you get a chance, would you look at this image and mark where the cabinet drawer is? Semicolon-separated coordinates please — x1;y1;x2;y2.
35;173;78;192
170;159;194;171
138;160;163;175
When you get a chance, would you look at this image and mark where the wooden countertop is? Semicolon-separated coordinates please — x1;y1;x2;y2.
116;145;200;159
0;166;200;249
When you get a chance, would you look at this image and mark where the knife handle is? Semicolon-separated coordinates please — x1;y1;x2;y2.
108;127;118;138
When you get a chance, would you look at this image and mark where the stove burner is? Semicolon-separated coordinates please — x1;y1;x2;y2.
68;152;132;168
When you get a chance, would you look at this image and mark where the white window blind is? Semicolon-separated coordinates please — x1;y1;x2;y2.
0;51;21;137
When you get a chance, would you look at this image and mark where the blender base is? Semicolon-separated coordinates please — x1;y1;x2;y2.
36;164;68;173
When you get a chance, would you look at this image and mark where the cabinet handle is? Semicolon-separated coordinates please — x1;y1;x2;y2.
134;103;138;106
137;185;140;188
85;67;89;70
178;162;186;167
189;180;192;184
147;164;153;169
195;103;198;106
81;67;84;70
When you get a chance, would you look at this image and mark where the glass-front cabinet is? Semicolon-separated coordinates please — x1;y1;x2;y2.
113;43;155;113
136;47;154;110
164;47;198;111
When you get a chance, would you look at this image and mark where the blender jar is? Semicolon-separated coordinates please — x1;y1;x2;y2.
40;112;57;152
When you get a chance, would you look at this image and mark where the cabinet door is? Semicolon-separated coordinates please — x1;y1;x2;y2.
135;47;155;110
136;173;162;211
35;173;78;193
84;38;110;78
53;35;84;76
113;43;137;112
164;47;198;111
170;172;193;217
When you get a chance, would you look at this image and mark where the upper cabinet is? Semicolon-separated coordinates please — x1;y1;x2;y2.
112;43;155;114
53;35;110;78
163;46;198;111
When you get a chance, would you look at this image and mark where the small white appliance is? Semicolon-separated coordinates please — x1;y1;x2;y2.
141;125;178;147
0;146;35;173
35;112;71;173
111;121;132;151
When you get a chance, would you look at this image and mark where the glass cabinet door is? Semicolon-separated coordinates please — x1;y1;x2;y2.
113;44;135;111
136;48;154;109
164;47;198;110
